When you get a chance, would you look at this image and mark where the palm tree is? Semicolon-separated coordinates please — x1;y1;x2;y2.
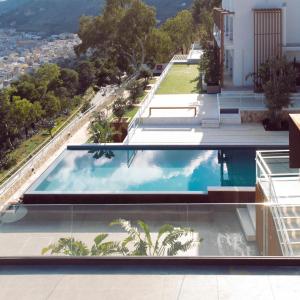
42;237;90;256
42;220;202;257
90;234;120;256
88;111;119;143
42;234;120;256
111;219;202;256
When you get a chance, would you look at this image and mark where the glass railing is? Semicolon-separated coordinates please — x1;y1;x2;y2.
1;203;299;258
256;150;300;204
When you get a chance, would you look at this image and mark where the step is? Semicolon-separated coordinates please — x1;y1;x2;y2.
247;205;256;229
279;205;300;217
286;228;300;240
236;208;256;242
220;114;241;125
289;240;300;256
284;219;300;230
202;118;220;128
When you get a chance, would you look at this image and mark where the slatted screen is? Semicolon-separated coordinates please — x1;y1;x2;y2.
254;9;282;75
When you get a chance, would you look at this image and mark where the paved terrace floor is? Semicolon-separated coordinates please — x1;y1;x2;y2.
1;265;300;300
129;123;289;146
141;94;219;121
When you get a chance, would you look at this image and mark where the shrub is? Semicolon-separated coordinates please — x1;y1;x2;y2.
112;97;126;120
81;101;92;113
247;57;297;128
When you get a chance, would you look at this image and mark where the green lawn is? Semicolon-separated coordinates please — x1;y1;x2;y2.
156;64;201;94
111;105;140;123
124;106;139;120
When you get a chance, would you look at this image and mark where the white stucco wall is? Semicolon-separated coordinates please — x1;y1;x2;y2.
222;0;300;87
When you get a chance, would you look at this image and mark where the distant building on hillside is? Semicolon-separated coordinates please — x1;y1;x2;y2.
213;0;300;88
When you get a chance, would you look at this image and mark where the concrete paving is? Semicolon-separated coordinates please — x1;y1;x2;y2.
141;94;219;125
1;265;300;300
128;123;289;146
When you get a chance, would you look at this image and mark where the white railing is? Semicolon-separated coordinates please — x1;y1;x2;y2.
217;93;221;124
125;60;174;144
256;150;299;256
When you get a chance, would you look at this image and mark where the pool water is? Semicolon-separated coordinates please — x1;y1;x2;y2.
32;149;256;193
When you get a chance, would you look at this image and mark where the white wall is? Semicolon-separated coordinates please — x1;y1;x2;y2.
285;0;300;45
222;0;300;87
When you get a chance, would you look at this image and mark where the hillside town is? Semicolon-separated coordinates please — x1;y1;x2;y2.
0;29;80;89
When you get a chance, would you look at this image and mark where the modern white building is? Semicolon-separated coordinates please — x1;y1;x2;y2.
214;0;300;88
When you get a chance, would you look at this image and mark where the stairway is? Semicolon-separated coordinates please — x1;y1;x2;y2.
202;118;220;128
220;113;241;125
274;205;300;256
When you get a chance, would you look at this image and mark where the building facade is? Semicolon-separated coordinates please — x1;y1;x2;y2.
214;0;300;87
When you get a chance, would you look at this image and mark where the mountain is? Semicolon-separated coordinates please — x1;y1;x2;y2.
0;0;193;35
0;0;31;14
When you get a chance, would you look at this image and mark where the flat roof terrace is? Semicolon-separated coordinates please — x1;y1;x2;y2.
129;123;289;146
140;94;219;126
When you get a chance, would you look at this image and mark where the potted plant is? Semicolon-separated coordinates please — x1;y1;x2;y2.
111;97;129;142
200;44;221;94
248;57;296;131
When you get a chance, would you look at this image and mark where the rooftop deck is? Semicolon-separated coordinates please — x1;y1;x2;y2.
129;123;289;146
2;265;300;300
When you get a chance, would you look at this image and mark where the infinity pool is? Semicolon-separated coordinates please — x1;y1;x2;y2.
28;148;256;193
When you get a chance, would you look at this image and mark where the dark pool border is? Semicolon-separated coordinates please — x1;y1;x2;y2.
1;256;300;267
67;144;289;151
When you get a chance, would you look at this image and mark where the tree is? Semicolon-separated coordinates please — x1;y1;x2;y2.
145;28;173;64
12;74;39;103
89;111;118;143
0;148;16;171
199;44;220;85
248;57;297;127
162;10;194;54
41;118;56;138
191;0;221;44
139;68;152;85
35;64;61;99
0;88;17;149
117;0;156;73
76;0;157;77
10;97;43;138
72;95;82;107
111;219;202;256
128;80;143;103
77;61;96;92
191;0;221;25
41;92;61;118
59;68;79;96
112;97;126;121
